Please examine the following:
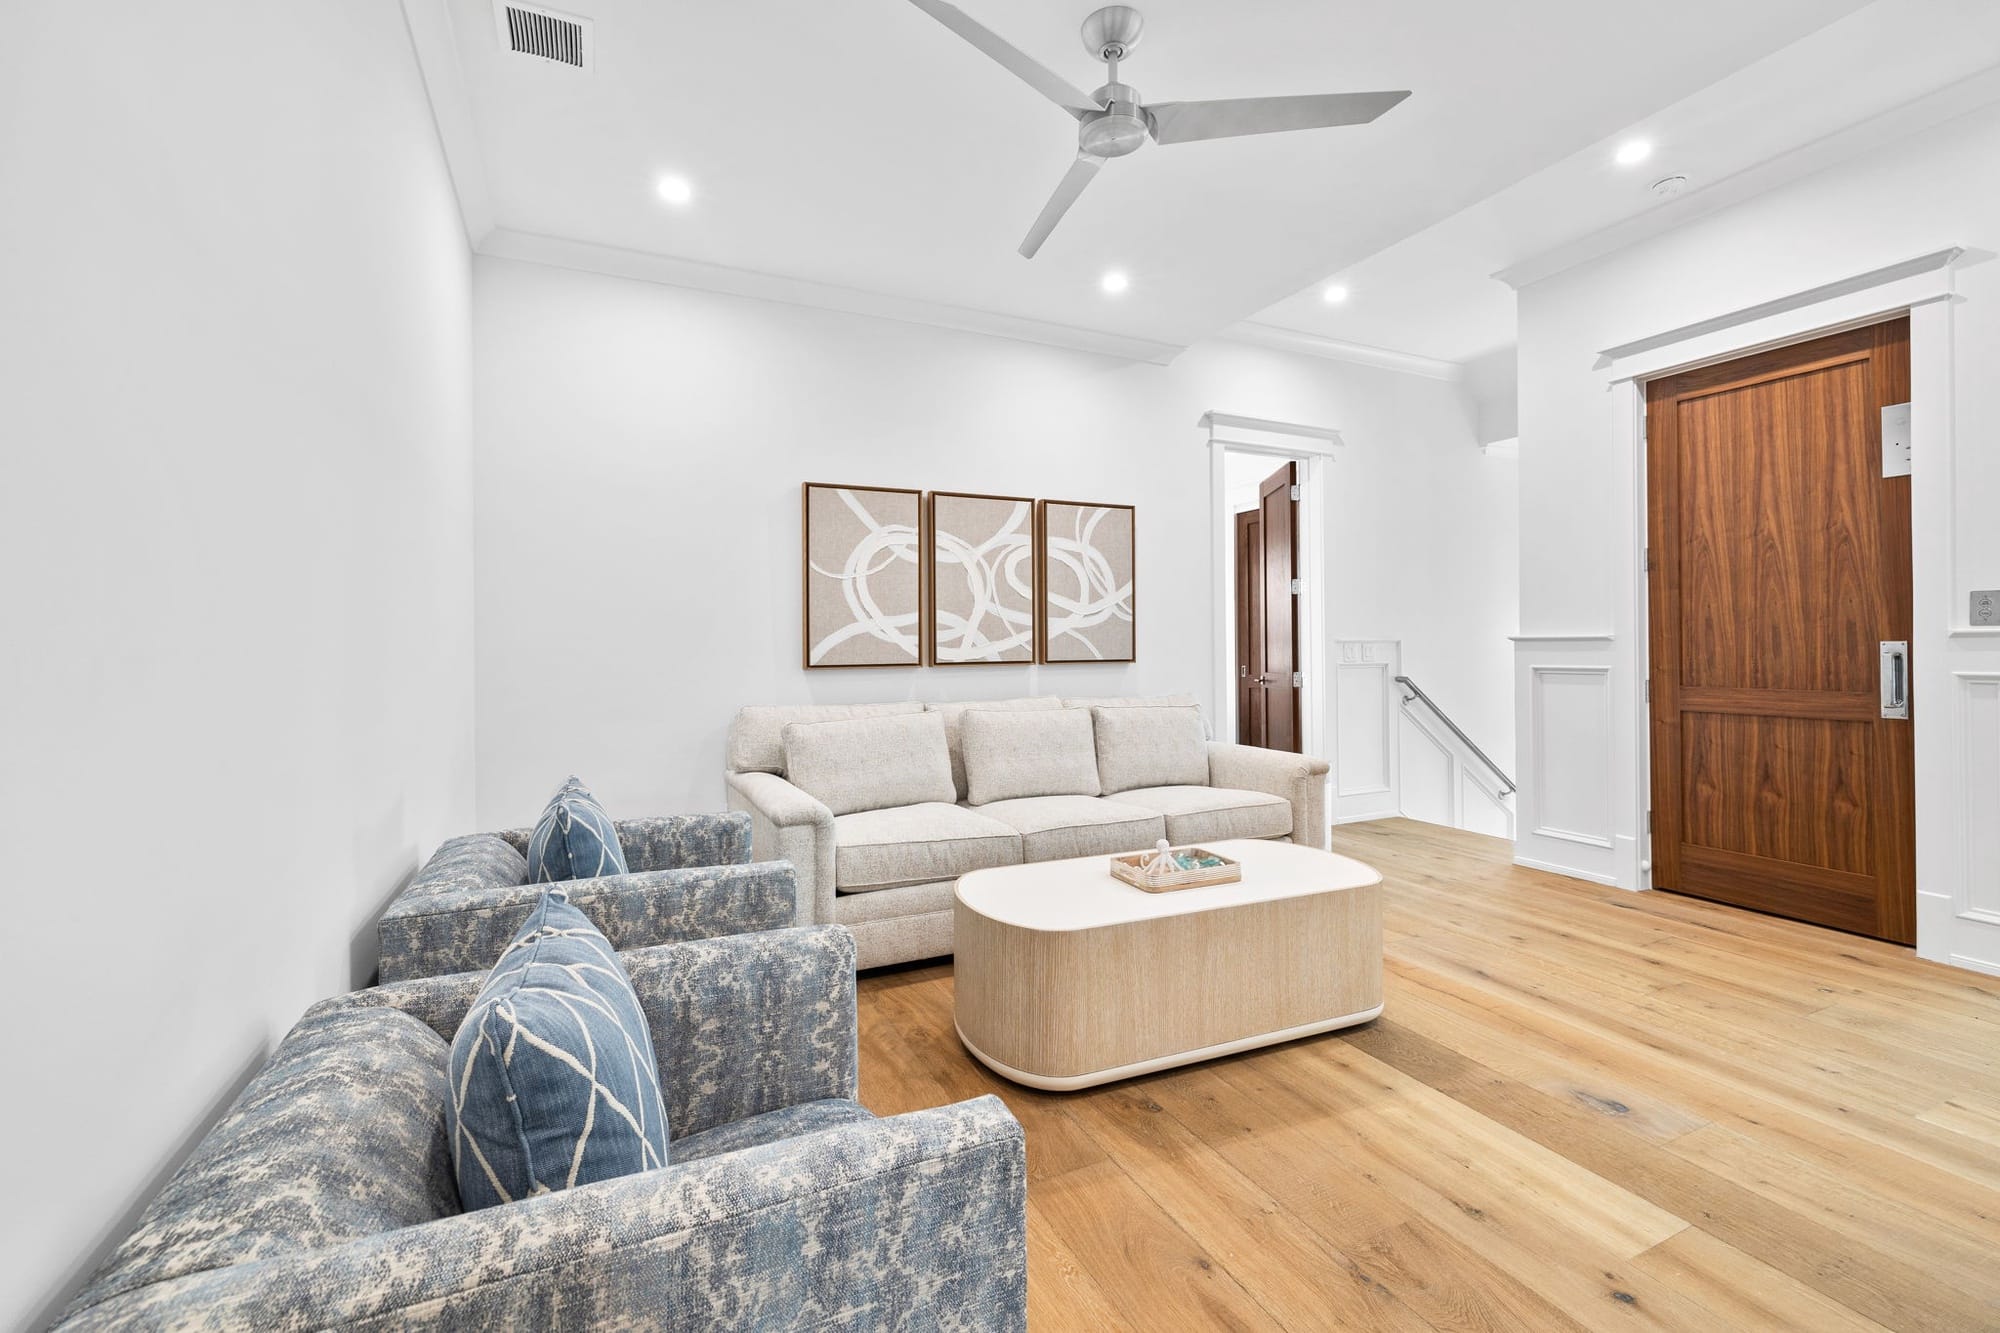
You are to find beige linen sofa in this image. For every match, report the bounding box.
[725,695,1329,968]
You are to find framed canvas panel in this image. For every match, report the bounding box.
[801,483,924,669]
[1036,498,1136,663]
[927,490,1037,665]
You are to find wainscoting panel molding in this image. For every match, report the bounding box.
[1957,673,2000,928]
[1332,641,1401,824]
[1513,638,1621,886]
[1529,665,1614,847]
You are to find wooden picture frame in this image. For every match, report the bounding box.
[801,482,925,669]
[1036,498,1136,663]
[926,490,1037,666]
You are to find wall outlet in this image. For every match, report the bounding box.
[1974,591,2000,626]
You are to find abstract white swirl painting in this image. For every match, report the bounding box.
[802,483,923,668]
[929,491,1036,664]
[1038,500,1136,663]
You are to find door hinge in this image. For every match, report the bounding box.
[1645,679,1651,702]
[1289,578,1302,596]
[1292,671,1303,688]
[1643,545,1652,573]
[1289,483,1301,502]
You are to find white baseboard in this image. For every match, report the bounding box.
[1948,952,2000,978]
[1513,853,1622,887]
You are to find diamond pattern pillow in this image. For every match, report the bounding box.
[445,891,669,1211]
[526,777,629,882]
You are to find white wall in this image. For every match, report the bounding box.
[1511,100,2000,970]
[472,256,1517,827]
[0,4,477,1328]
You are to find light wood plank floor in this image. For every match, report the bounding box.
[855,819,2000,1332]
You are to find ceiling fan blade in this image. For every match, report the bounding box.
[1019,155,1104,258]
[905,0,1099,114]
[1146,90,1410,145]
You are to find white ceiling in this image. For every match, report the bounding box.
[1245,0,2000,364]
[434,0,1884,357]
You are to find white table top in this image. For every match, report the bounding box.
[955,839,1382,932]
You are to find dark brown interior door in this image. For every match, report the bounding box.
[1235,509,1266,746]
[1647,318,1914,944]
[1258,462,1302,754]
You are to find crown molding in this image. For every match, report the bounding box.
[1218,322,1464,381]
[477,229,1186,364]
[401,0,495,246]
[400,0,1182,364]
[1496,64,2000,292]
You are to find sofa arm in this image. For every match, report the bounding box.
[625,925,858,1140]
[54,1098,1028,1332]
[375,860,799,984]
[726,770,836,926]
[614,812,752,872]
[1206,741,1330,850]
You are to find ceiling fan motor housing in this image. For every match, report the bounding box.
[1081,86,1150,157]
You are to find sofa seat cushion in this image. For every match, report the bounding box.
[833,803,1023,893]
[973,795,1166,862]
[670,1098,876,1164]
[448,891,670,1210]
[1115,786,1293,843]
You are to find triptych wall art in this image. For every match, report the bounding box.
[801,482,1135,669]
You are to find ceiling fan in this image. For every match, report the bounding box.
[904,1,1411,258]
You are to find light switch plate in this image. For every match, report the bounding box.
[1882,402,1912,477]
[1974,591,2000,626]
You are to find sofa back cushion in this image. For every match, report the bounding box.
[782,711,956,816]
[1092,704,1210,795]
[1064,693,1207,736]
[526,777,629,882]
[447,892,670,1211]
[74,1005,458,1311]
[728,701,925,776]
[962,707,1102,806]
[926,696,1065,800]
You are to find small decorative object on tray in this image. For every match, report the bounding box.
[1110,840,1244,892]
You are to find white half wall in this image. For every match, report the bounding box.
[1511,100,2000,969]
[471,257,1518,826]
[0,4,477,1327]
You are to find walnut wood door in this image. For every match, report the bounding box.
[1646,318,1914,944]
[1258,462,1302,754]
[1235,509,1266,745]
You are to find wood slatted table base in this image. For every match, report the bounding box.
[953,840,1384,1090]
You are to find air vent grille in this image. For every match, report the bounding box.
[497,3,592,71]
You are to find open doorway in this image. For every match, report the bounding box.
[1229,457,1302,751]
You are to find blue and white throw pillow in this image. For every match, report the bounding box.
[526,777,629,883]
[446,891,669,1211]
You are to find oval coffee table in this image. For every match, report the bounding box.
[952,838,1383,1090]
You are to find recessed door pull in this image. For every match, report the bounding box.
[1880,641,1910,719]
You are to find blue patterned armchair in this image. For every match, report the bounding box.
[379,811,801,983]
[55,926,1028,1331]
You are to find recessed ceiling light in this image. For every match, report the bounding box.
[1322,283,1350,305]
[1100,270,1130,295]
[655,174,695,207]
[1614,139,1653,167]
